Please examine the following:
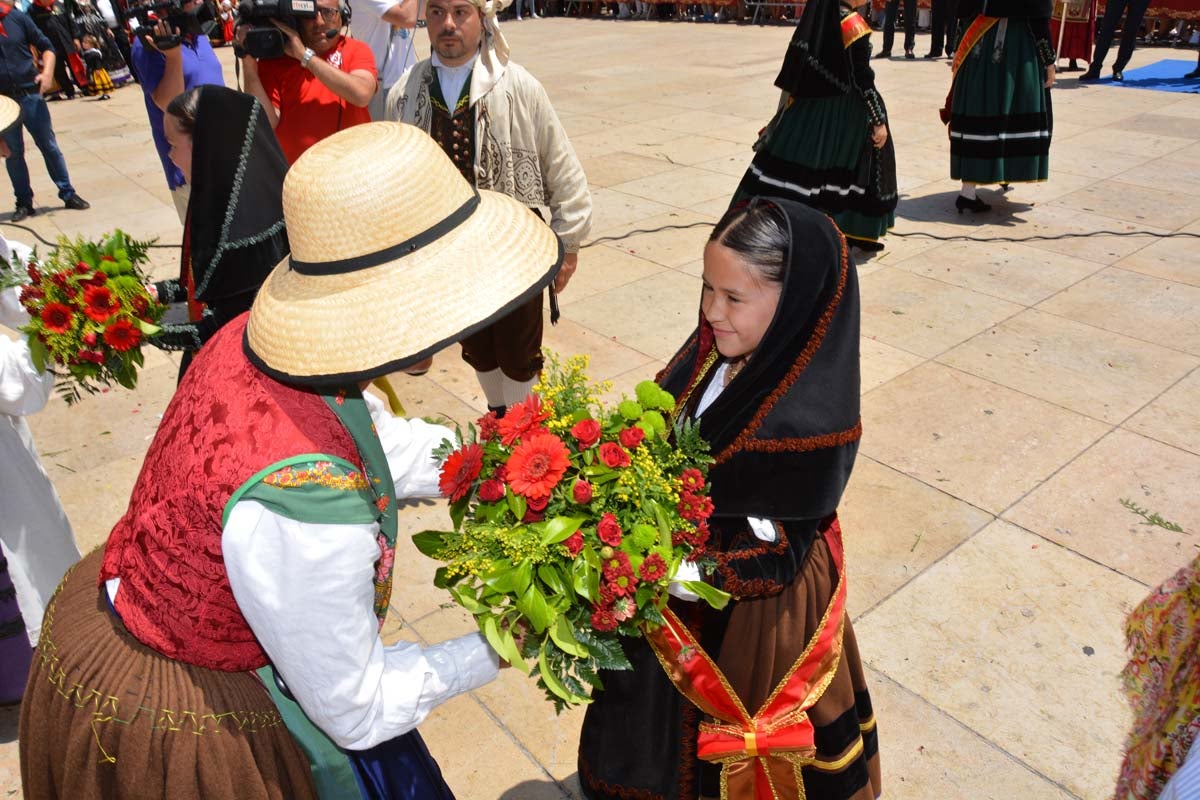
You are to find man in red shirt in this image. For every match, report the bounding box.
[239,0,376,163]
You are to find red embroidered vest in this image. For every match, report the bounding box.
[98,314,363,672]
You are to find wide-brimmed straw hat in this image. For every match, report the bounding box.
[0,96,21,140]
[245,122,563,385]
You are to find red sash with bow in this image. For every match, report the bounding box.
[646,519,848,799]
[940,15,999,124]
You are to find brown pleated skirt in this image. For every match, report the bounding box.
[706,531,882,799]
[19,548,317,800]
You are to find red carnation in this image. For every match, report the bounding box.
[102,318,141,352]
[25,265,40,284]
[680,468,705,492]
[563,531,584,557]
[572,479,593,505]
[82,350,105,364]
[612,596,637,622]
[598,581,618,605]
[590,605,619,633]
[477,478,505,503]
[50,272,68,288]
[597,513,623,546]
[39,302,73,334]
[619,426,645,449]
[131,294,150,317]
[506,431,570,500]
[74,261,91,275]
[598,442,631,469]
[477,410,500,441]
[497,394,550,446]
[87,272,108,287]
[83,285,120,323]
[638,553,668,582]
[438,443,483,502]
[18,284,43,308]
[82,331,98,347]
[569,418,601,448]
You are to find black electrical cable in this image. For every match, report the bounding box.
[0,221,184,249]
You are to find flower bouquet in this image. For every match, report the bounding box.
[1,230,165,404]
[415,354,729,711]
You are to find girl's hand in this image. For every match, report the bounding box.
[871,124,888,149]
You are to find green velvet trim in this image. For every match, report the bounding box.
[222,454,378,528]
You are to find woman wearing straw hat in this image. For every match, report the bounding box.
[19,122,563,800]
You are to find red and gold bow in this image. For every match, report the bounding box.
[646,521,848,799]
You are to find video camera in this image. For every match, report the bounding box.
[236,0,317,60]
[127,0,214,49]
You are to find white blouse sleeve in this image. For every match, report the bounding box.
[0,332,53,417]
[223,500,499,751]
[363,390,455,499]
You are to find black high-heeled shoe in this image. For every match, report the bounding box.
[956,194,991,214]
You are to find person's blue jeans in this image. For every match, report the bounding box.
[3,92,76,208]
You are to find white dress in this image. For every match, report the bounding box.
[0,239,81,645]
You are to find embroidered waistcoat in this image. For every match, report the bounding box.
[98,314,363,672]
[429,78,477,185]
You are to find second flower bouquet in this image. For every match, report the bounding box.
[415,354,728,711]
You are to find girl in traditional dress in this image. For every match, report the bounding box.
[80,33,114,99]
[943,0,1054,213]
[578,198,881,800]
[148,85,290,380]
[734,0,897,253]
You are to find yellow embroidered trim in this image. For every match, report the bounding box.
[262,460,370,491]
[30,568,288,767]
[859,713,876,732]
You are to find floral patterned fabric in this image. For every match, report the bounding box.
[1116,554,1200,800]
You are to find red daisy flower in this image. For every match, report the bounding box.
[102,318,141,352]
[608,571,638,597]
[39,302,73,334]
[438,443,484,501]
[505,432,570,500]
[496,394,551,446]
[601,551,634,582]
[597,512,623,546]
[677,491,713,524]
[679,468,705,492]
[590,605,619,633]
[638,552,668,582]
[83,285,120,323]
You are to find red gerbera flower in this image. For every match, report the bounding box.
[438,443,483,501]
[83,285,120,323]
[591,605,619,633]
[638,552,668,582]
[505,431,570,500]
[40,302,73,334]
[496,394,551,446]
[102,318,141,352]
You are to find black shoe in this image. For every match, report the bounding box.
[873,50,892,59]
[11,203,35,222]
[853,239,885,252]
[1000,182,1012,192]
[905,49,915,59]
[956,194,991,214]
[1079,68,1101,81]
[1112,69,1124,81]
[64,194,90,210]
[1186,67,1200,78]
[923,51,942,59]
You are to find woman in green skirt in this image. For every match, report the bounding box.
[943,0,1055,213]
[733,0,897,252]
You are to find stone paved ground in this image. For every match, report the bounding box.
[2,17,1199,800]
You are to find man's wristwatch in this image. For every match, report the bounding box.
[300,47,316,68]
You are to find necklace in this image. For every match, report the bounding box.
[723,356,749,387]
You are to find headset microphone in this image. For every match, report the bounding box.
[324,27,339,37]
